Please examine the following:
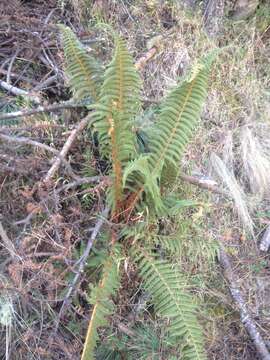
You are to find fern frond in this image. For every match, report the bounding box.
[81,245,121,360]
[123,155,164,214]
[92,36,141,211]
[154,234,183,255]
[124,56,215,216]
[59,25,102,102]
[133,247,207,360]
[164,196,200,216]
[148,57,213,175]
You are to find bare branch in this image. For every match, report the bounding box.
[0,132,59,155]
[179,173,230,197]
[6,49,21,85]
[219,248,270,360]
[32,74,58,92]
[0,101,86,122]
[55,207,109,324]
[43,115,91,183]
[55,176,109,194]
[0,69,39,86]
[0,79,41,104]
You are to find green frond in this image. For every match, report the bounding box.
[92,36,141,210]
[123,155,164,214]
[164,196,200,216]
[154,234,183,255]
[82,245,121,360]
[148,56,213,177]
[132,247,207,360]
[59,25,102,102]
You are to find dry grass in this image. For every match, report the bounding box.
[240,125,270,198]
[210,153,254,235]
[1,0,270,359]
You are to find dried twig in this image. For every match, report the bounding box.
[6,49,21,85]
[203,0,224,37]
[55,176,109,194]
[179,173,230,197]
[32,74,59,92]
[0,79,41,104]
[1,163,28,175]
[0,132,59,155]
[0,101,86,122]
[219,248,270,360]
[55,207,109,324]
[0,132,78,180]
[43,115,91,182]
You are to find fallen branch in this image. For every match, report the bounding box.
[0,132,59,155]
[55,207,109,323]
[32,74,59,92]
[219,248,270,360]
[0,101,86,122]
[0,79,41,104]
[55,176,109,194]
[43,115,91,183]
[179,173,230,197]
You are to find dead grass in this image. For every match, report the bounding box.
[1,0,270,359]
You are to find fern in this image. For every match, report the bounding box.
[96,321,177,359]
[92,36,141,212]
[123,57,214,216]
[59,25,102,102]
[81,246,121,360]
[133,247,207,360]
[148,58,212,176]
[59,26,216,360]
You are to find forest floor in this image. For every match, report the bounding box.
[0,0,270,359]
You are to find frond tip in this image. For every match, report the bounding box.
[59,24,102,102]
[133,247,207,360]
[148,56,213,175]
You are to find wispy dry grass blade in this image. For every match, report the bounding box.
[240,126,270,199]
[210,153,254,235]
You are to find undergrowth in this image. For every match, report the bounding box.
[1,1,270,359]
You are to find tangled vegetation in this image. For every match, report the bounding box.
[0,1,270,359]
